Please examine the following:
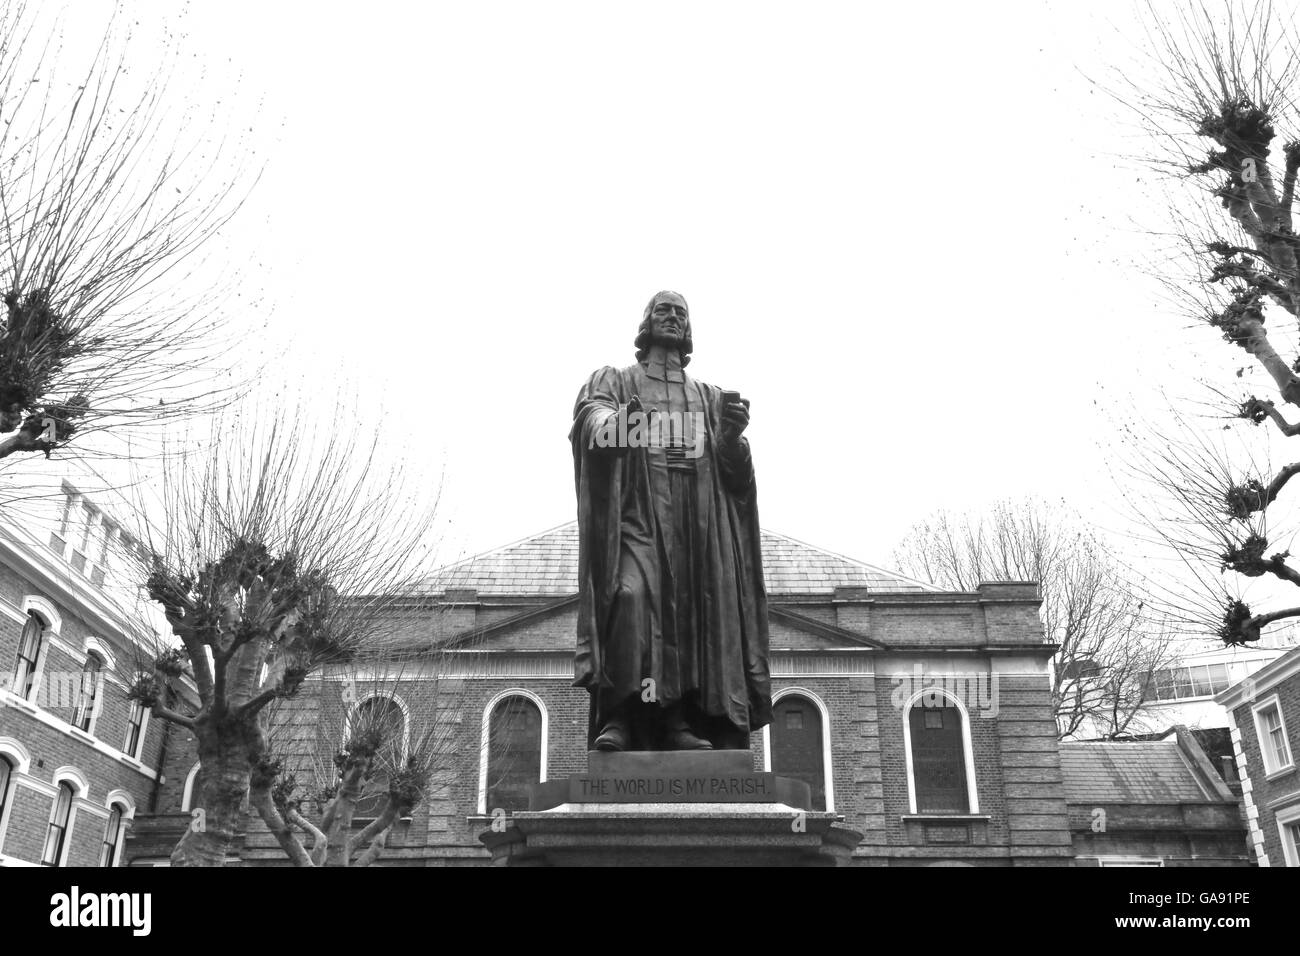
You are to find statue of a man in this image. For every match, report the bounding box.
[570,291,772,752]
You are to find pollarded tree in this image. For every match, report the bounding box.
[893,498,1176,737]
[1113,2,1300,646]
[123,418,438,866]
[248,662,468,867]
[0,2,250,466]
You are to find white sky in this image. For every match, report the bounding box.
[26,1,1270,580]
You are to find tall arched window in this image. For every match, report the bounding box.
[906,693,974,814]
[101,804,126,867]
[123,701,146,758]
[348,696,407,818]
[0,756,12,848]
[484,695,543,813]
[74,653,103,732]
[12,612,45,701]
[42,783,74,866]
[770,694,828,811]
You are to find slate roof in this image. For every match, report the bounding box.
[1058,741,1213,804]
[420,521,937,597]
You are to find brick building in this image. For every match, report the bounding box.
[0,506,1251,867]
[142,522,1086,866]
[1061,727,1252,866]
[0,482,179,867]
[1218,644,1300,866]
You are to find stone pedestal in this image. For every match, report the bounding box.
[480,751,862,866]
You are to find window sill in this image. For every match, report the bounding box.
[0,692,38,714]
[1264,763,1297,782]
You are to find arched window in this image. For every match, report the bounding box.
[905,691,977,815]
[123,701,146,758]
[181,763,202,812]
[42,783,74,866]
[12,611,45,701]
[0,756,12,849]
[348,696,407,818]
[484,695,543,814]
[74,653,103,732]
[101,804,126,867]
[769,693,829,811]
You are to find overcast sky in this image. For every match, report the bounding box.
[31,1,1263,578]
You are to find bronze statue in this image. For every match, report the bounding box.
[570,291,771,751]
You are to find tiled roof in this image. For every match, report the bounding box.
[420,521,937,596]
[1058,741,1212,804]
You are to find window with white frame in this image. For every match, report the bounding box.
[42,783,74,866]
[0,756,12,848]
[1252,697,1294,775]
[124,700,146,758]
[484,695,543,813]
[1144,663,1233,701]
[11,611,45,701]
[906,693,974,814]
[770,694,828,811]
[56,491,77,540]
[346,696,407,819]
[1277,804,1300,867]
[100,804,126,867]
[73,653,104,733]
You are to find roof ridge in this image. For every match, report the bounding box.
[760,528,942,592]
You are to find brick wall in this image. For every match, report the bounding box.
[0,554,165,867]
[1231,667,1300,865]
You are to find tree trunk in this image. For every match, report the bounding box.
[169,718,258,867]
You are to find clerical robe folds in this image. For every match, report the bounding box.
[570,358,772,751]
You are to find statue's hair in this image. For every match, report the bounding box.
[635,290,693,365]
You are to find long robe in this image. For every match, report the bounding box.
[570,361,772,749]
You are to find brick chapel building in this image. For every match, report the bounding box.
[134,522,1095,866]
[0,495,1253,866]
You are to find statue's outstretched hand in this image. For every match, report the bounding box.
[721,397,750,442]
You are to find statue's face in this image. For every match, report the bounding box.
[647,293,688,346]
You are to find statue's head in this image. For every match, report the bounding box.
[635,290,693,365]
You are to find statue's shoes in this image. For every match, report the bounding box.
[594,722,629,751]
[666,728,713,751]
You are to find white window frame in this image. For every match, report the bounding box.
[123,699,149,760]
[343,692,412,762]
[901,685,980,815]
[43,768,87,867]
[181,762,202,812]
[1251,695,1295,778]
[342,693,414,820]
[10,597,61,706]
[100,790,135,868]
[0,738,31,858]
[761,686,835,812]
[477,688,548,815]
[1276,802,1300,867]
[73,651,107,736]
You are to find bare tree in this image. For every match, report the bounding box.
[1109,2,1300,647]
[122,417,438,866]
[893,498,1177,737]
[0,2,250,469]
[249,661,465,868]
